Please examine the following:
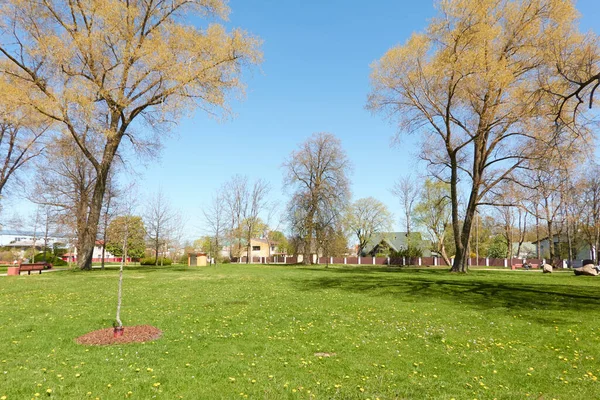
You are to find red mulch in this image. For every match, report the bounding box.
[75,325,162,346]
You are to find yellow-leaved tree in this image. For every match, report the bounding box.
[0,0,262,269]
[368,0,593,272]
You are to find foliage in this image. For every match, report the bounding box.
[140,257,172,266]
[106,216,146,259]
[0,249,19,262]
[390,247,423,258]
[488,235,509,259]
[414,179,451,263]
[347,197,392,256]
[368,0,589,272]
[268,231,289,254]
[0,0,262,270]
[33,252,67,266]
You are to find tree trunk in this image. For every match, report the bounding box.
[76,139,120,270]
[449,154,464,272]
[154,231,159,266]
[535,206,540,258]
[303,212,314,265]
[547,220,555,261]
[451,175,479,272]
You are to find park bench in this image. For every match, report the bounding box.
[9,262,53,275]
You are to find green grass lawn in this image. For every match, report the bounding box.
[0,264,599,399]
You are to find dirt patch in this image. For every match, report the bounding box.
[75,325,162,346]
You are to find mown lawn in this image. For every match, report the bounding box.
[0,264,599,399]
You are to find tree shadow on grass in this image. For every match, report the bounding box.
[292,267,600,324]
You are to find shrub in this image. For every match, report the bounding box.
[221,258,231,264]
[178,254,189,264]
[140,257,172,266]
[33,252,68,266]
[390,247,423,258]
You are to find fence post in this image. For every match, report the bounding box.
[372,257,376,265]
[344,257,347,265]
[358,256,361,265]
[330,256,333,265]
[486,258,489,267]
[418,257,422,266]
[387,257,390,265]
[504,258,507,268]
[403,256,406,266]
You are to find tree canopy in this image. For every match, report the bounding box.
[106,216,146,259]
[0,0,262,269]
[368,0,589,272]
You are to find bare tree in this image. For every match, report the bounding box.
[222,175,249,260]
[414,179,452,266]
[243,179,270,263]
[348,197,392,256]
[283,133,351,265]
[391,176,418,240]
[28,136,97,255]
[202,190,226,264]
[0,0,262,270]
[144,189,178,265]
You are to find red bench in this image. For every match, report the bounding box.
[8,263,53,275]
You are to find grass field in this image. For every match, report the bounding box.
[0,264,599,399]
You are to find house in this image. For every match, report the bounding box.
[532,234,592,261]
[0,230,69,249]
[239,238,281,259]
[61,240,122,263]
[362,232,432,257]
[0,230,70,260]
[511,242,537,258]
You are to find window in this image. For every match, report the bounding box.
[252,246,261,251]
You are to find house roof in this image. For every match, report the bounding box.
[0,230,68,238]
[362,232,423,254]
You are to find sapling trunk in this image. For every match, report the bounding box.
[115,217,129,329]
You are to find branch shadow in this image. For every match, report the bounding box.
[292,267,600,325]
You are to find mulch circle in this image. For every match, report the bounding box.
[75,325,162,346]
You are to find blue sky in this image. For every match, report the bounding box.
[122,0,600,241]
[6,1,600,241]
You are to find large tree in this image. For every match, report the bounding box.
[29,135,97,244]
[283,133,351,265]
[348,197,392,256]
[368,0,585,272]
[0,0,261,269]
